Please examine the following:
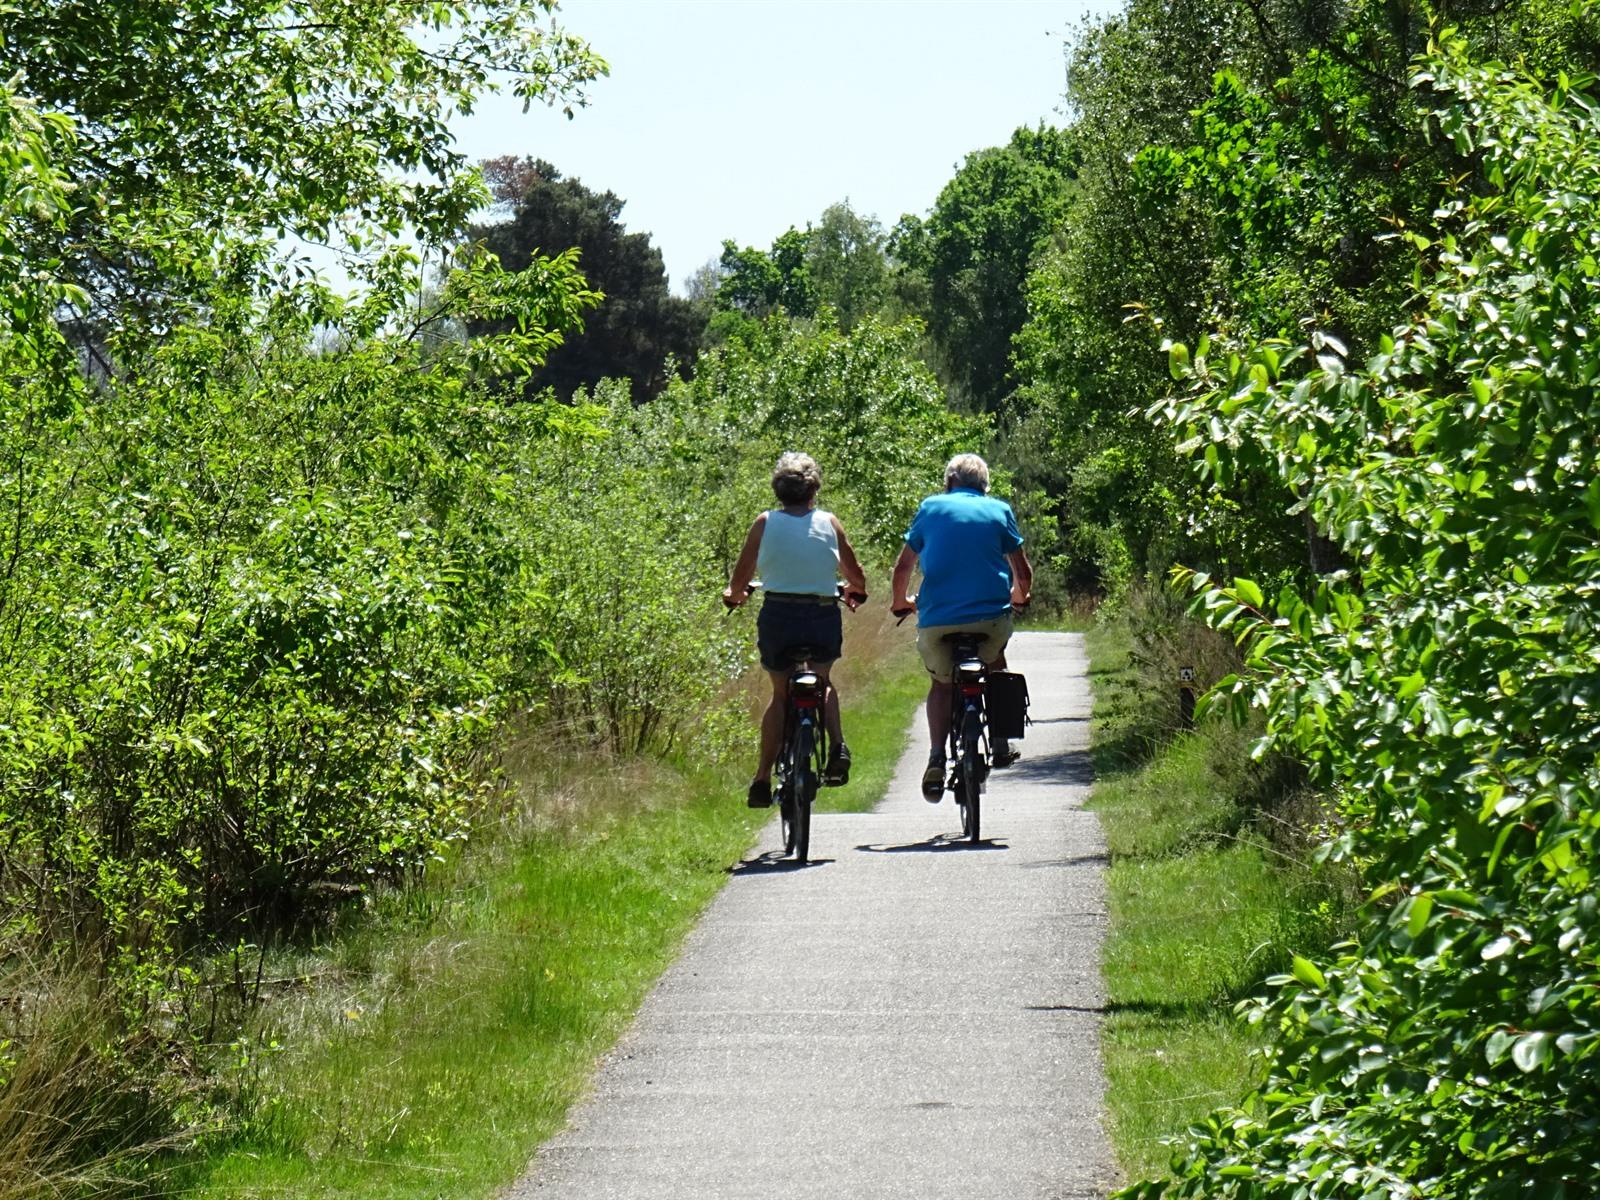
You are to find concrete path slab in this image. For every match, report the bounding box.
[506,631,1118,1199]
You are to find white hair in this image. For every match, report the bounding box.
[944,453,990,493]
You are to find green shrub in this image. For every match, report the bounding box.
[1131,47,1600,1198]
[0,252,600,974]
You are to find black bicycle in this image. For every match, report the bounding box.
[729,582,865,863]
[942,630,992,844]
[773,643,829,863]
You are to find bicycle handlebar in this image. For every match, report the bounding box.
[724,580,869,612]
[891,595,1031,625]
[839,582,868,610]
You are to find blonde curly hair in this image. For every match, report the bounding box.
[771,452,822,505]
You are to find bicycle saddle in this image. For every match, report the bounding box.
[780,643,824,665]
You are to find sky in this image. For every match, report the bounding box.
[452,0,1101,292]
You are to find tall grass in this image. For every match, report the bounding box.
[0,960,198,1200]
[1086,609,1352,1183]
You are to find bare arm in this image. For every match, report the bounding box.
[1007,548,1033,608]
[891,543,918,614]
[723,514,766,607]
[830,515,869,604]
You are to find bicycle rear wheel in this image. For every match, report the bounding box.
[959,706,982,843]
[779,773,798,855]
[777,717,798,855]
[790,721,814,862]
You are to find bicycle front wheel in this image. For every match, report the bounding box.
[959,706,982,843]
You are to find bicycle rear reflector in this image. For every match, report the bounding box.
[955,659,985,697]
[791,671,823,708]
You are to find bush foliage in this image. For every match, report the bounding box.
[3,248,603,974]
[1130,45,1600,1197]
[3,283,973,961]
[1,10,986,1181]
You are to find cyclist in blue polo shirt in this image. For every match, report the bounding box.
[891,453,1032,799]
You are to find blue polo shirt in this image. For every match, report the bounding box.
[905,488,1023,627]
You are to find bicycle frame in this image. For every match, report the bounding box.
[944,634,990,843]
[776,648,829,863]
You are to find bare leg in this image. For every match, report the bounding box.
[816,665,843,748]
[926,679,954,755]
[755,670,788,782]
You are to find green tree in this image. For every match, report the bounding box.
[685,313,987,552]
[1005,0,1598,592]
[914,123,1079,412]
[804,200,891,330]
[0,0,606,977]
[470,156,706,401]
[716,227,818,320]
[1004,0,1286,593]
[1,0,605,339]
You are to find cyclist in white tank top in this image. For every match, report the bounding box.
[723,452,869,809]
[756,508,838,596]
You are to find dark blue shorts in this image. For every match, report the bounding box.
[757,598,843,671]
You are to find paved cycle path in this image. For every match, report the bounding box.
[507,632,1117,1199]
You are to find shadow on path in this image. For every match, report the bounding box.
[856,836,1010,854]
[1000,748,1094,787]
[1023,999,1222,1018]
[1019,852,1110,869]
[728,852,835,875]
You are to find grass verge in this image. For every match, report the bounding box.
[1086,619,1347,1186]
[172,609,926,1199]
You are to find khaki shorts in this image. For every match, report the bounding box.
[916,615,1013,683]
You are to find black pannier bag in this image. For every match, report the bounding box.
[986,670,1030,740]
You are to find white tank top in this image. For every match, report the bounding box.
[757,509,839,596]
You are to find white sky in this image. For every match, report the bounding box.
[452,0,1099,291]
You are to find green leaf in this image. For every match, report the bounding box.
[1290,955,1326,990]
[1406,893,1434,938]
[1481,935,1515,961]
[1394,672,1425,700]
[1485,1028,1516,1064]
[1511,1031,1552,1073]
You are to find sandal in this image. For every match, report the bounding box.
[921,757,945,802]
[746,778,772,808]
